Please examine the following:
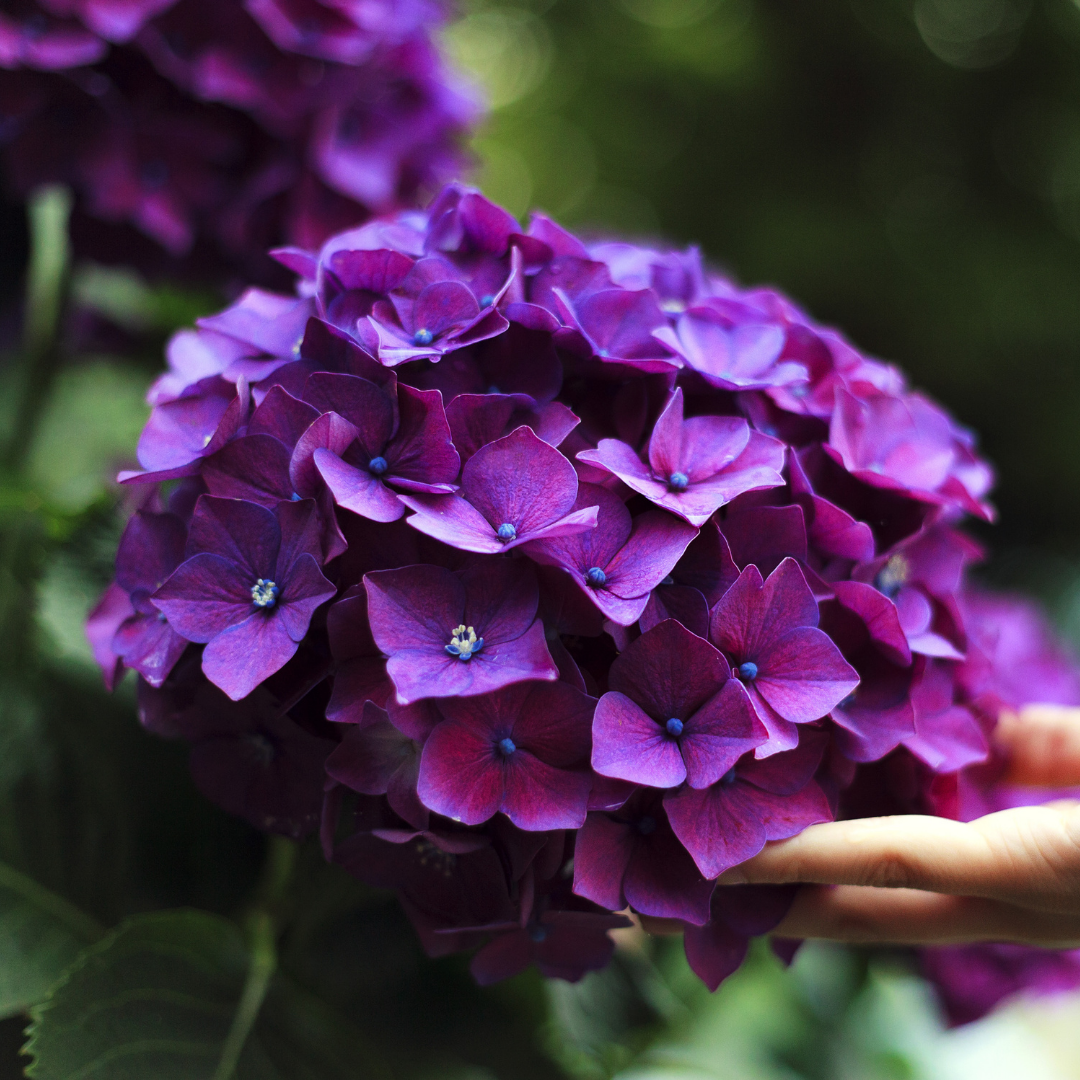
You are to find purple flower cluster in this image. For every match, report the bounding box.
[89,183,1034,992]
[0,0,478,264]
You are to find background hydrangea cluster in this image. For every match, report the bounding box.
[86,181,1079,1002]
[0,0,478,271]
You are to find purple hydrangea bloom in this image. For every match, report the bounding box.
[363,558,557,704]
[592,620,766,789]
[416,681,594,830]
[400,426,599,553]
[573,789,715,925]
[153,496,336,699]
[578,388,786,527]
[709,558,859,756]
[664,733,833,880]
[525,483,697,626]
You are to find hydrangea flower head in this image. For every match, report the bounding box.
[92,182,1064,1002]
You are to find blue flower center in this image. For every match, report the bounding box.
[480,294,495,308]
[875,554,910,598]
[637,815,657,836]
[368,455,388,476]
[413,327,434,346]
[738,661,758,681]
[496,522,517,542]
[667,471,690,492]
[660,575,675,586]
[497,737,517,757]
[528,924,547,942]
[585,566,607,587]
[251,579,279,608]
[721,767,738,786]
[838,692,856,710]
[445,624,484,661]
[665,717,684,737]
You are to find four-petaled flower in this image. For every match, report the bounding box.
[364,558,557,704]
[709,558,859,756]
[578,387,786,526]
[153,496,336,700]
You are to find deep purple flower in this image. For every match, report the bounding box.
[86,582,136,691]
[444,393,579,466]
[299,372,460,523]
[709,558,859,756]
[153,496,336,700]
[324,700,428,829]
[904,660,988,773]
[400,426,598,553]
[325,584,393,720]
[366,255,510,365]
[363,558,557,704]
[591,620,766,789]
[416,680,594,830]
[471,909,631,985]
[578,388,785,527]
[683,885,798,991]
[110,508,190,687]
[653,306,807,392]
[921,944,1080,1027]
[640,520,740,638]
[828,387,994,521]
[572,789,715,925]
[664,733,832,879]
[525,483,697,626]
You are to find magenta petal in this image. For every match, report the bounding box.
[326,658,392,722]
[604,510,697,599]
[289,411,359,497]
[592,691,687,788]
[757,626,860,723]
[315,449,404,522]
[277,554,336,641]
[463,426,579,535]
[153,553,254,642]
[646,388,686,478]
[459,558,539,645]
[400,493,504,552]
[416,722,506,825]
[681,679,767,789]
[365,564,465,655]
[746,686,802,758]
[202,435,293,505]
[201,612,300,701]
[524,483,631,578]
[683,921,750,992]
[665,782,768,879]
[502,755,591,830]
[112,613,188,688]
[832,581,912,667]
[609,619,731,721]
[412,280,481,335]
[680,415,751,480]
[386,386,460,487]
[304,373,396,455]
[186,496,280,579]
[621,827,715,924]
[572,814,635,911]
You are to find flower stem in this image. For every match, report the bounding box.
[3,185,72,473]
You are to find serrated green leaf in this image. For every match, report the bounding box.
[0,860,103,1019]
[24,909,389,1080]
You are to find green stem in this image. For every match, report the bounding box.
[3,185,72,472]
[0,859,104,943]
[213,910,278,1080]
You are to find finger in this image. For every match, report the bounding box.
[995,705,1080,786]
[717,804,1080,910]
[773,885,1080,947]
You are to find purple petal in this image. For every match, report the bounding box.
[304,373,395,458]
[572,814,635,911]
[502,755,592,830]
[315,449,404,522]
[462,426,579,536]
[203,435,293,505]
[385,386,460,487]
[592,691,687,788]
[604,510,698,600]
[682,679,768,789]
[112,613,187,689]
[153,553,255,642]
[460,558,540,645]
[201,612,301,701]
[756,626,860,723]
[665,782,770,879]
[186,495,281,578]
[289,411,360,497]
[609,618,731,720]
[248,386,320,448]
[646,387,686,478]
[416,721,506,825]
[683,921,750,992]
[365,564,466,654]
[277,554,335,641]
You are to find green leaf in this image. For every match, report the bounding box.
[0,860,103,1019]
[24,909,390,1080]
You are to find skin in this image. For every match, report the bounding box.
[642,705,1080,947]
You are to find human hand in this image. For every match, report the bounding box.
[726,705,1080,946]
[642,705,1080,946]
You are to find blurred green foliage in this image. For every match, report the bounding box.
[5,0,1080,1075]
